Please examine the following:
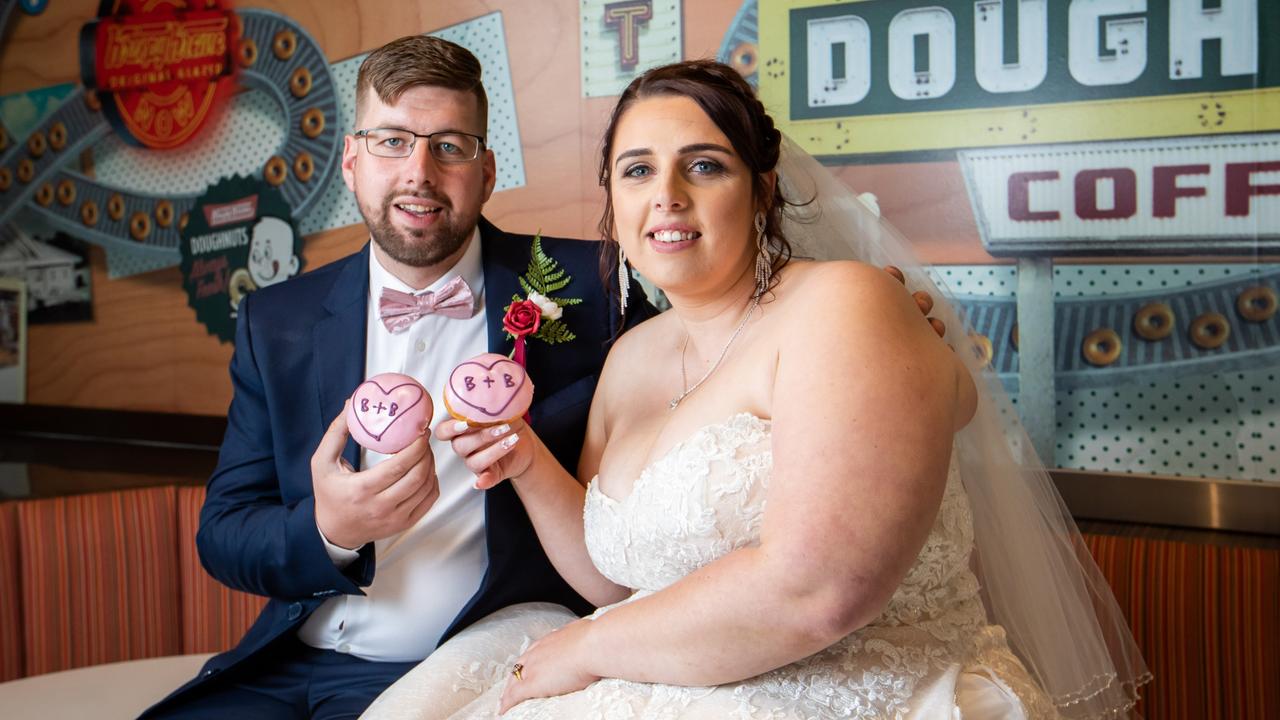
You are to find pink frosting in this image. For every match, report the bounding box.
[444,353,534,424]
[347,372,432,454]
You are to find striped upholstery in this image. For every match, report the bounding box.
[15,487,182,676]
[176,486,266,654]
[1084,533,1280,720]
[0,486,263,680]
[0,502,22,682]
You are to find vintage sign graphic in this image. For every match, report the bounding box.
[180,175,301,342]
[80,0,238,149]
[759,0,1276,160]
[959,133,1280,256]
[581,0,683,97]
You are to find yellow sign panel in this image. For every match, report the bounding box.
[759,0,1277,160]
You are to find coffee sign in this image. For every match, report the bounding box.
[959,133,1280,256]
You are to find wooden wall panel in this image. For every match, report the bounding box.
[1,0,986,414]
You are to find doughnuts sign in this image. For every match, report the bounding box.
[179,176,302,342]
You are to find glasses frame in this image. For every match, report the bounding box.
[353,127,487,163]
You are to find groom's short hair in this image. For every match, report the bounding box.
[355,35,488,127]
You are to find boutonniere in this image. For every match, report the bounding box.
[503,234,582,366]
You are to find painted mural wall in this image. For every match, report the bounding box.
[0,0,1274,482]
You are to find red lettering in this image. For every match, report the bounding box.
[1008,171,1060,221]
[1152,164,1209,218]
[1075,168,1136,220]
[1225,162,1280,217]
[194,267,227,299]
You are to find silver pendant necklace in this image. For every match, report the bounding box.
[669,294,761,410]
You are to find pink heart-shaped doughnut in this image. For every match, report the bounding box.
[444,353,534,426]
[347,373,431,454]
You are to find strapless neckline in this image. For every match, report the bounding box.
[588,411,771,505]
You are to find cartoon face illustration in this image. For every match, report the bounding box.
[248,216,299,288]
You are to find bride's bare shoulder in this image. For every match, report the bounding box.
[770,260,950,364]
[612,308,676,353]
[601,310,676,377]
[773,260,908,318]
[591,311,678,424]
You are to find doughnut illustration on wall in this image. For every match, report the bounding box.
[954,271,1280,392]
[0,9,340,267]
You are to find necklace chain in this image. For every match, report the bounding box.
[670,295,761,410]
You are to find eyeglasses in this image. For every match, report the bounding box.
[353,128,486,162]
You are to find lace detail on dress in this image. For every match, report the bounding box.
[577,413,1054,719]
[586,414,988,641]
[875,459,989,643]
[364,414,1059,720]
[584,412,771,592]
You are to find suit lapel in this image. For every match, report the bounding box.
[477,218,527,580]
[480,217,521,358]
[313,244,370,469]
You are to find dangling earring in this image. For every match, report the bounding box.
[753,211,771,298]
[617,244,630,314]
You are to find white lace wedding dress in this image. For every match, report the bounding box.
[362,413,1057,719]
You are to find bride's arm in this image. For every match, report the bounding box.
[509,400,631,606]
[435,347,639,608]
[504,262,976,702]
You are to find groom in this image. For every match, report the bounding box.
[143,36,655,718]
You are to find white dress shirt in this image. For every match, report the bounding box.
[297,230,489,662]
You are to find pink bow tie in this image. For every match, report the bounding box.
[378,276,475,333]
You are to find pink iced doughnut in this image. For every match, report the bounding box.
[347,373,432,454]
[443,353,534,427]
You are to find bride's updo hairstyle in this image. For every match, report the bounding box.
[598,60,793,296]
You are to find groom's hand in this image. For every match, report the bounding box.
[884,265,946,338]
[311,401,439,550]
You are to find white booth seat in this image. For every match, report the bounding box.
[0,653,211,719]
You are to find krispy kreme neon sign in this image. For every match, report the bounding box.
[81,0,238,149]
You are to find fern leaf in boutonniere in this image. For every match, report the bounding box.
[505,234,582,347]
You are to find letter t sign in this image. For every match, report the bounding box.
[604,0,652,70]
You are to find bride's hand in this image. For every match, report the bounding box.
[499,618,599,714]
[434,417,535,489]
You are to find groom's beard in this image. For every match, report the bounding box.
[359,188,476,268]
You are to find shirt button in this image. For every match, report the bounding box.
[415,339,427,353]
[286,602,303,620]
[337,643,351,654]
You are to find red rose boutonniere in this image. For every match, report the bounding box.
[503,234,582,367]
[502,299,542,366]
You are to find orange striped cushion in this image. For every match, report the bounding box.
[1084,533,1280,720]
[176,486,266,654]
[16,487,182,676]
[0,501,22,682]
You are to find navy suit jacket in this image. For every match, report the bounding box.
[144,217,654,714]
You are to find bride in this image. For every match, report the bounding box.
[362,60,1148,719]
